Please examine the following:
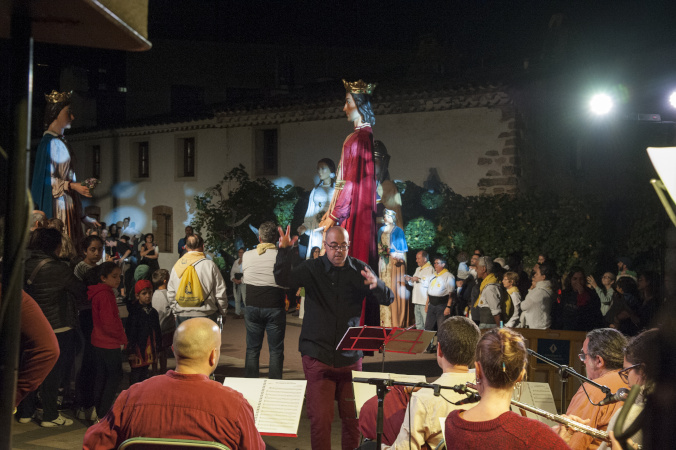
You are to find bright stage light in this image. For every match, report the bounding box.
[669,91,676,108]
[589,94,613,115]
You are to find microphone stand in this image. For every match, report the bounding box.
[352,378,480,448]
[526,348,611,413]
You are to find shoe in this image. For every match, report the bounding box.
[17,416,33,424]
[41,414,73,427]
[76,407,98,421]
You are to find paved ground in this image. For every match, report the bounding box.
[11,311,439,449]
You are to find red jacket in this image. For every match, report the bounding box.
[88,283,127,349]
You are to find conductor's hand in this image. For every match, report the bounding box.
[277,225,298,249]
[361,267,379,290]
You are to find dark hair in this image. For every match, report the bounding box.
[477,328,528,389]
[587,328,627,370]
[152,268,170,289]
[419,250,429,261]
[310,246,321,259]
[44,99,71,130]
[144,233,154,242]
[616,277,639,297]
[434,256,447,265]
[97,261,120,281]
[258,221,278,244]
[28,228,62,255]
[474,248,484,256]
[351,92,376,125]
[185,234,204,250]
[119,235,130,241]
[537,261,556,280]
[625,328,658,368]
[438,316,481,367]
[316,158,336,187]
[456,251,469,263]
[81,235,104,254]
[123,217,130,222]
[563,266,585,291]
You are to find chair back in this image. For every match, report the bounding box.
[118,437,230,450]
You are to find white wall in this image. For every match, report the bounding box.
[70,104,510,267]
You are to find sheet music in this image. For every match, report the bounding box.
[511,381,558,427]
[223,377,307,436]
[352,371,427,417]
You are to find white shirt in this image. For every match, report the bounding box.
[427,270,455,298]
[384,371,476,450]
[407,262,435,305]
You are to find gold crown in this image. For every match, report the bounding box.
[343,79,377,95]
[45,90,72,104]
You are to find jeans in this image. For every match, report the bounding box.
[302,355,361,450]
[93,347,123,418]
[414,304,427,330]
[244,306,286,379]
[233,283,246,315]
[17,329,77,421]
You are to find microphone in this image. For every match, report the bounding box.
[598,388,630,406]
[454,392,481,405]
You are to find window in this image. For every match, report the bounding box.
[182,137,195,177]
[92,145,101,179]
[255,128,278,176]
[138,141,149,178]
[152,206,173,253]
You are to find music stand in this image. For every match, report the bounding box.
[336,326,436,371]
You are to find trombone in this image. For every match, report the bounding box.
[465,383,610,443]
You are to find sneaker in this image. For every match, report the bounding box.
[40,415,74,427]
[76,407,98,421]
[17,416,33,424]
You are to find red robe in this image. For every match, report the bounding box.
[327,124,378,325]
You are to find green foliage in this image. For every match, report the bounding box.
[404,217,436,250]
[192,165,305,256]
[421,191,443,209]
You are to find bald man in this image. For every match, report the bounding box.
[275,225,394,450]
[83,318,265,450]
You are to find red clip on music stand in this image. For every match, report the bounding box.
[336,326,436,371]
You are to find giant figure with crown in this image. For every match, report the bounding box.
[319,79,379,325]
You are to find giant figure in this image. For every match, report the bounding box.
[31,90,98,245]
[319,79,378,325]
[298,158,336,259]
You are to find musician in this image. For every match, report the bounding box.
[444,328,570,449]
[359,316,481,449]
[565,328,628,450]
[601,328,657,450]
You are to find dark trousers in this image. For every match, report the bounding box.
[93,347,123,418]
[17,329,77,421]
[76,310,96,408]
[244,306,286,379]
[129,366,149,385]
[302,355,361,450]
[424,303,448,332]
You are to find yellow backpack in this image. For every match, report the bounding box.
[176,259,206,307]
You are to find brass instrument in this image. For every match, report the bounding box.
[465,383,610,443]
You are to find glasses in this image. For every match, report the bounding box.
[578,351,590,362]
[324,242,349,251]
[618,363,642,383]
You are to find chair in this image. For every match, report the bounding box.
[118,437,230,450]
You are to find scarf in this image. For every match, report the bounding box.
[257,243,277,255]
[474,273,499,308]
[173,251,206,278]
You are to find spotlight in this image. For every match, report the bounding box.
[669,91,676,108]
[589,94,613,115]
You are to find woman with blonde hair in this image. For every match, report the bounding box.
[444,328,570,448]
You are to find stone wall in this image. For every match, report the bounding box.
[476,106,521,194]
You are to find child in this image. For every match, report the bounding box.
[503,271,522,327]
[88,261,127,419]
[151,269,174,373]
[125,279,162,385]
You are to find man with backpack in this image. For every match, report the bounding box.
[168,234,228,327]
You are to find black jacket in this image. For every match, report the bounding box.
[24,251,79,330]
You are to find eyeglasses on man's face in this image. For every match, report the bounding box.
[618,363,642,383]
[578,351,590,362]
[324,242,349,251]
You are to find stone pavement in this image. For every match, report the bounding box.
[11,311,439,449]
